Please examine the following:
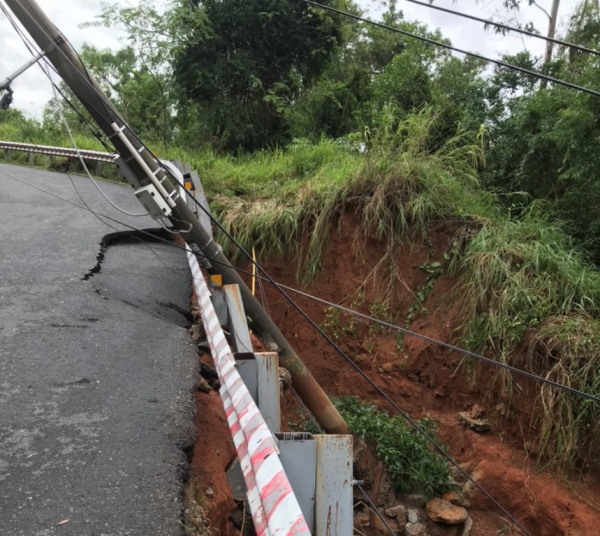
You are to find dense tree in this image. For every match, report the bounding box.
[483,1,600,258]
[172,0,345,151]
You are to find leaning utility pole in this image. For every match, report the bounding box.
[4,0,347,434]
[541,0,560,89]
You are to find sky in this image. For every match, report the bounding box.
[0,0,584,118]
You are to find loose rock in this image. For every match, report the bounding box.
[404,522,426,536]
[407,509,419,524]
[373,513,395,536]
[384,504,407,528]
[197,377,212,394]
[441,490,469,508]
[434,386,447,398]
[426,498,469,525]
[381,361,396,373]
[460,517,473,536]
[458,411,490,433]
[278,367,292,391]
[470,404,485,419]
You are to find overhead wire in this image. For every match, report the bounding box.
[0,163,534,535]
[2,165,524,534]
[186,253,600,404]
[303,0,600,98]
[0,168,190,278]
[43,61,147,217]
[356,484,396,536]
[0,13,188,277]
[400,0,600,58]
[0,2,113,152]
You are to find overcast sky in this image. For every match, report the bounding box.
[0,0,584,118]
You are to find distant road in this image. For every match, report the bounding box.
[0,164,197,536]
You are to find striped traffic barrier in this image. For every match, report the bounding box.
[186,244,311,536]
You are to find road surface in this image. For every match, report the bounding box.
[0,163,197,536]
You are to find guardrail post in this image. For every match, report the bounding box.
[49,154,55,164]
[256,352,281,434]
[234,352,281,434]
[222,284,253,353]
[5,149,11,161]
[95,161,102,176]
[27,151,33,165]
[276,432,317,531]
[315,435,354,535]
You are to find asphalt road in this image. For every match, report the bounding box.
[0,163,198,536]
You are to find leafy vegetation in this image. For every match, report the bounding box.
[334,396,451,497]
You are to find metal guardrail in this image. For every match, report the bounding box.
[0,140,115,163]
[175,167,353,535]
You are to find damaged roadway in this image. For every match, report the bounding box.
[0,163,198,536]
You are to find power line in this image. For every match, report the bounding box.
[401,0,600,58]
[188,248,600,405]
[0,4,147,219]
[0,168,188,279]
[0,6,555,530]
[0,2,114,151]
[1,166,531,535]
[46,65,147,217]
[303,0,600,98]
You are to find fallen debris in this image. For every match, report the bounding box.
[426,498,469,525]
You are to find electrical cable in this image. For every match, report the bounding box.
[302,0,600,98]
[0,166,534,534]
[173,250,600,403]
[0,2,128,152]
[52,83,115,153]
[45,65,147,217]
[0,168,189,279]
[0,20,172,272]
[400,0,600,58]
[0,3,114,151]
[356,484,396,536]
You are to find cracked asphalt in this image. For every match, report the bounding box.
[0,164,197,536]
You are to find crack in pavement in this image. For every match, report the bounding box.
[82,228,175,281]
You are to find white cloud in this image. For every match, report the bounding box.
[0,0,585,119]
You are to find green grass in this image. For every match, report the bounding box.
[334,396,452,497]
[198,107,490,284]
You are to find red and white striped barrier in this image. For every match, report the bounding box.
[186,244,311,536]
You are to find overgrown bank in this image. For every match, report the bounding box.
[204,109,600,474]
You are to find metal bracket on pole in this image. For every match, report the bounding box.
[0,49,48,92]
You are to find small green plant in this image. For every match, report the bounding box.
[369,299,391,334]
[333,396,451,497]
[404,260,444,329]
[320,306,357,340]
